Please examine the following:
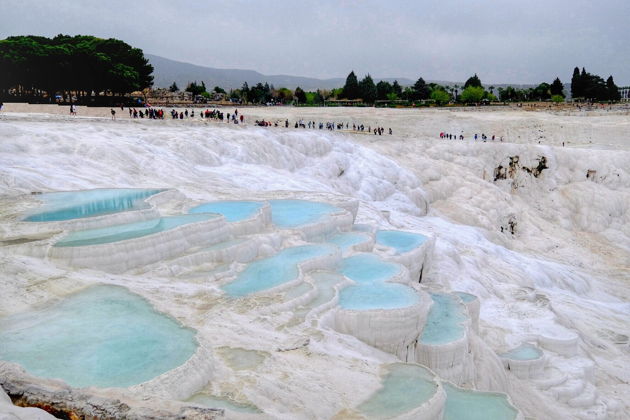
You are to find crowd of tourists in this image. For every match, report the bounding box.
[440,131,503,142]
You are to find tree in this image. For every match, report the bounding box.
[376,80,393,100]
[550,77,564,97]
[294,86,306,104]
[185,81,206,97]
[241,82,250,102]
[412,77,430,100]
[213,86,226,94]
[571,67,581,98]
[359,74,377,103]
[532,83,551,101]
[464,74,482,89]
[341,71,360,100]
[392,80,402,96]
[551,95,564,103]
[460,86,484,103]
[606,76,620,101]
[169,82,179,92]
[430,88,451,105]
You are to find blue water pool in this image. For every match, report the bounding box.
[54,213,216,247]
[501,344,543,361]
[23,188,164,222]
[188,394,261,413]
[357,364,439,418]
[269,199,342,228]
[376,230,428,254]
[0,286,197,388]
[327,232,370,251]
[222,244,337,297]
[189,201,263,222]
[339,254,419,310]
[444,383,519,420]
[420,293,468,345]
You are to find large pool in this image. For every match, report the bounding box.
[54,213,216,247]
[222,244,337,297]
[189,200,263,222]
[338,254,419,310]
[0,286,197,388]
[357,364,439,418]
[376,230,428,254]
[23,188,164,222]
[269,199,342,228]
[444,383,519,420]
[420,293,468,345]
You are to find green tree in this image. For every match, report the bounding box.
[185,81,205,97]
[294,86,307,104]
[241,82,250,102]
[412,77,430,100]
[551,95,564,103]
[376,80,393,100]
[532,82,551,101]
[550,78,564,97]
[392,80,402,96]
[359,74,377,103]
[341,71,360,100]
[464,74,482,89]
[213,86,226,94]
[606,76,620,101]
[460,86,484,103]
[430,88,451,105]
[169,82,179,92]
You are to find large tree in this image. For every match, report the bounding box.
[341,71,360,100]
[376,80,393,100]
[606,76,620,101]
[359,74,377,103]
[464,74,483,89]
[550,77,565,97]
[412,77,430,100]
[570,67,582,98]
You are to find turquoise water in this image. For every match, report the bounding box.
[222,245,337,297]
[189,201,263,222]
[420,293,467,345]
[501,344,543,361]
[454,291,477,303]
[0,286,197,388]
[187,394,261,413]
[444,383,519,420]
[339,254,419,310]
[376,230,427,254]
[54,213,216,247]
[327,232,370,251]
[358,364,438,418]
[269,199,342,228]
[23,188,164,222]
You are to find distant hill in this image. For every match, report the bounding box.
[146,54,414,90]
[146,54,562,94]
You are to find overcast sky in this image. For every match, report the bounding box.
[2,0,629,84]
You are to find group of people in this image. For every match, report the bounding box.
[440,132,503,142]
[252,118,393,135]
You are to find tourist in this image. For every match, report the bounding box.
[110,109,116,120]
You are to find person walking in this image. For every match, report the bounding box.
[110,109,116,120]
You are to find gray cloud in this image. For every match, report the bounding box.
[1,0,628,84]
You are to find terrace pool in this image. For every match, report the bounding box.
[189,201,263,222]
[376,230,427,254]
[501,344,543,361]
[357,364,439,419]
[269,199,342,228]
[338,254,419,310]
[221,244,337,297]
[0,285,197,388]
[327,232,370,251]
[54,213,216,247]
[444,383,519,420]
[23,188,164,222]
[420,293,468,345]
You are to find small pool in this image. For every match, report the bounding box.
[222,244,337,297]
[420,293,468,345]
[500,344,543,361]
[454,291,477,303]
[357,364,439,419]
[339,254,419,310]
[23,188,164,222]
[444,383,519,420]
[54,213,216,247]
[376,230,427,254]
[187,394,261,414]
[269,199,342,228]
[327,232,370,251]
[189,201,263,222]
[0,286,197,388]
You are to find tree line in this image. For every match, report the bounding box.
[0,35,153,103]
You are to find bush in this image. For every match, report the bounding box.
[551,95,564,103]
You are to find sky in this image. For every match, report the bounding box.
[1,0,629,85]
